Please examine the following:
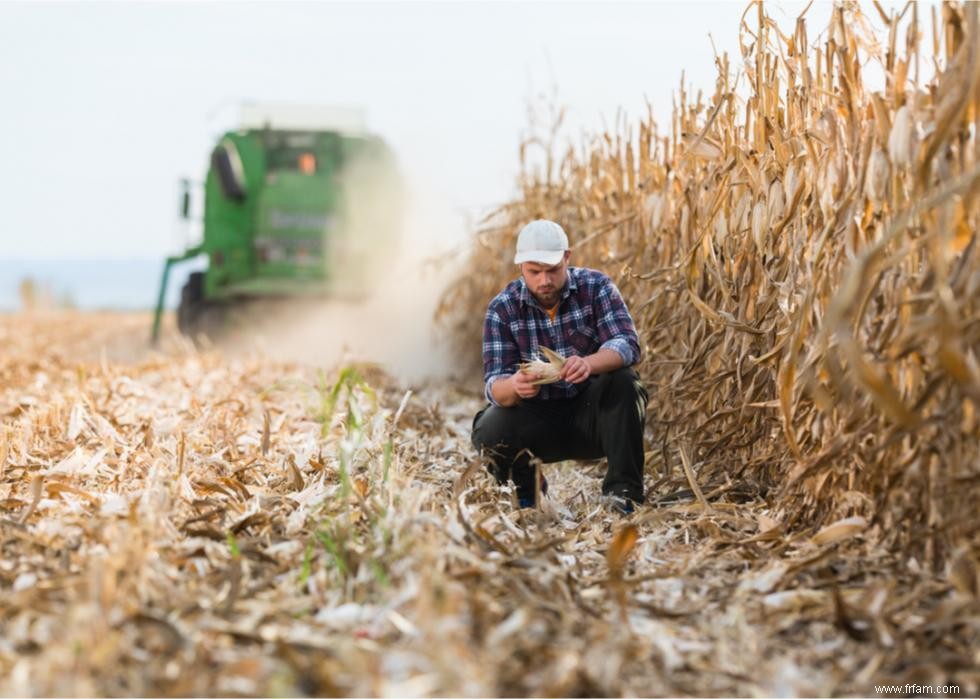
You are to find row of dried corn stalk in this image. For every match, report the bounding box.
[439,1,979,570]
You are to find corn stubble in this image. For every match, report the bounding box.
[4,312,841,698]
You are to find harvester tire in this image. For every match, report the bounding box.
[177,272,204,336]
[212,142,247,202]
[177,272,227,343]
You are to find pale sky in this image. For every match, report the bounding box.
[1,1,858,260]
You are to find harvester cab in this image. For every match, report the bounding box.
[152,104,400,343]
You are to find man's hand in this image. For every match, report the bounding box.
[511,370,542,399]
[560,354,592,384]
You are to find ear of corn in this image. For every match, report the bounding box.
[519,346,566,385]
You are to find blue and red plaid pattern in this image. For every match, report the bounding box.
[483,266,641,404]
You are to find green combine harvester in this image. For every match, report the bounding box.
[152,104,399,343]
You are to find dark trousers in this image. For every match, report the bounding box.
[471,367,649,502]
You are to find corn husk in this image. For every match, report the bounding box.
[518,346,566,385]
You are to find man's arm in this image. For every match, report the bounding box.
[560,347,623,384]
[483,304,534,407]
[594,276,641,365]
[561,276,639,384]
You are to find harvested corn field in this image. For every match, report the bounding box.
[1,310,976,697]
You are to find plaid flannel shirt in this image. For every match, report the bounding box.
[482,266,641,405]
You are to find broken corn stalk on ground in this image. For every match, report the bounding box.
[439,2,980,579]
[1,311,977,697]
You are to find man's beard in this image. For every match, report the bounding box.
[533,286,560,307]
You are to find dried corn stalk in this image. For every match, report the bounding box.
[440,1,980,574]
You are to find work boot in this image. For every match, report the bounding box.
[602,493,636,516]
[517,475,549,509]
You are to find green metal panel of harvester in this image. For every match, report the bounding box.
[152,105,400,342]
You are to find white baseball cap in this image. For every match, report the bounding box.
[513,219,569,265]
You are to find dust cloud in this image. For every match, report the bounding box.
[217,180,472,386]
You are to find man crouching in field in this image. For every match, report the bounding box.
[471,219,649,514]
